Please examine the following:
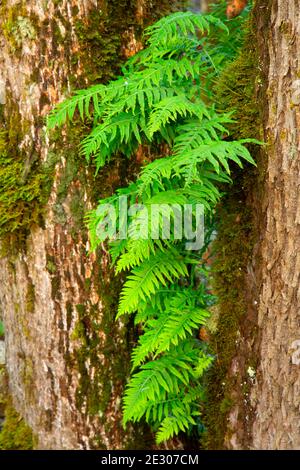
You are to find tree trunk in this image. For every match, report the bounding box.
[0,0,178,450]
[249,0,300,449]
[2,0,299,452]
[206,0,300,450]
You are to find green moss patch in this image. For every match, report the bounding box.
[0,124,52,254]
[202,24,261,449]
[0,399,34,450]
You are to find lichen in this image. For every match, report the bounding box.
[0,1,38,55]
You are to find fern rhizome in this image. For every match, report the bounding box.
[48,10,256,444]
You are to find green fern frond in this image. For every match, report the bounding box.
[155,307,210,354]
[117,249,188,317]
[145,189,187,206]
[115,239,155,273]
[132,305,209,369]
[148,96,207,137]
[80,112,141,165]
[155,413,197,444]
[137,157,174,197]
[131,311,170,369]
[173,114,232,156]
[123,340,204,424]
[184,183,221,208]
[194,350,215,378]
[143,385,204,425]
[145,11,228,48]
[47,84,105,129]
[173,140,256,182]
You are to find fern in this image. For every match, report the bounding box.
[123,340,207,419]
[48,6,255,444]
[156,413,196,444]
[115,239,155,273]
[145,11,228,47]
[131,294,210,369]
[155,307,210,354]
[47,84,105,129]
[117,249,188,317]
[148,97,205,137]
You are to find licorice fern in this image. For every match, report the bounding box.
[48,7,256,444]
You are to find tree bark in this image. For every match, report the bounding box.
[208,0,300,450]
[0,0,178,450]
[249,0,300,449]
[1,0,299,451]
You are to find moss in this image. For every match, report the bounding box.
[46,255,57,274]
[0,399,35,450]
[219,397,234,415]
[50,275,61,300]
[22,357,35,404]
[72,0,181,88]
[0,111,54,255]
[66,302,73,331]
[70,268,138,447]
[1,0,183,450]
[84,278,91,292]
[203,197,256,448]
[202,22,262,449]
[215,27,261,141]
[73,10,121,86]
[25,279,35,313]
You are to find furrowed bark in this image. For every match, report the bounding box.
[0,0,178,450]
[249,0,300,449]
[206,0,300,450]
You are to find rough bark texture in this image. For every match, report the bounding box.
[220,0,300,450]
[249,0,300,449]
[2,0,299,452]
[205,0,300,450]
[0,0,177,450]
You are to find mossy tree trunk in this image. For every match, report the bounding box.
[206,0,300,450]
[0,0,179,450]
